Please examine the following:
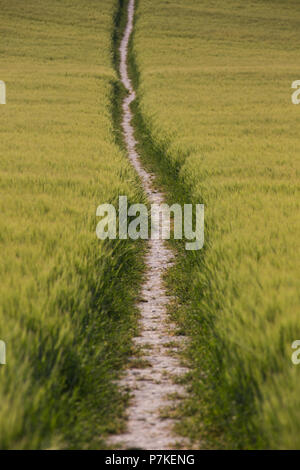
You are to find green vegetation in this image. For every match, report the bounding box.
[2,0,300,450]
[0,0,144,449]
[131,0,300,449]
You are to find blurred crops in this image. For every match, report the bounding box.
[0,0,144,448]
[132,0,300,448]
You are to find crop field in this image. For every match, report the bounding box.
[132,0,300,449]
[0,0,144,449]
[1,0,300,452]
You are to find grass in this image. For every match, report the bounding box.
[0,0,145,449]
[130,0,300,449]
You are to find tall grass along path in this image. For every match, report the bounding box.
[108,0,189,450]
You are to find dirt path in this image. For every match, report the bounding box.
[108,0,189,450]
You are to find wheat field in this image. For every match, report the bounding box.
[1,0,300,450]
[0,0,144,449]
[132,0,300,449]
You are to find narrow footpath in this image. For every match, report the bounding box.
[109,0,189,450]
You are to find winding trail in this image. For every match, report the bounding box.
[109,0,188,450]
